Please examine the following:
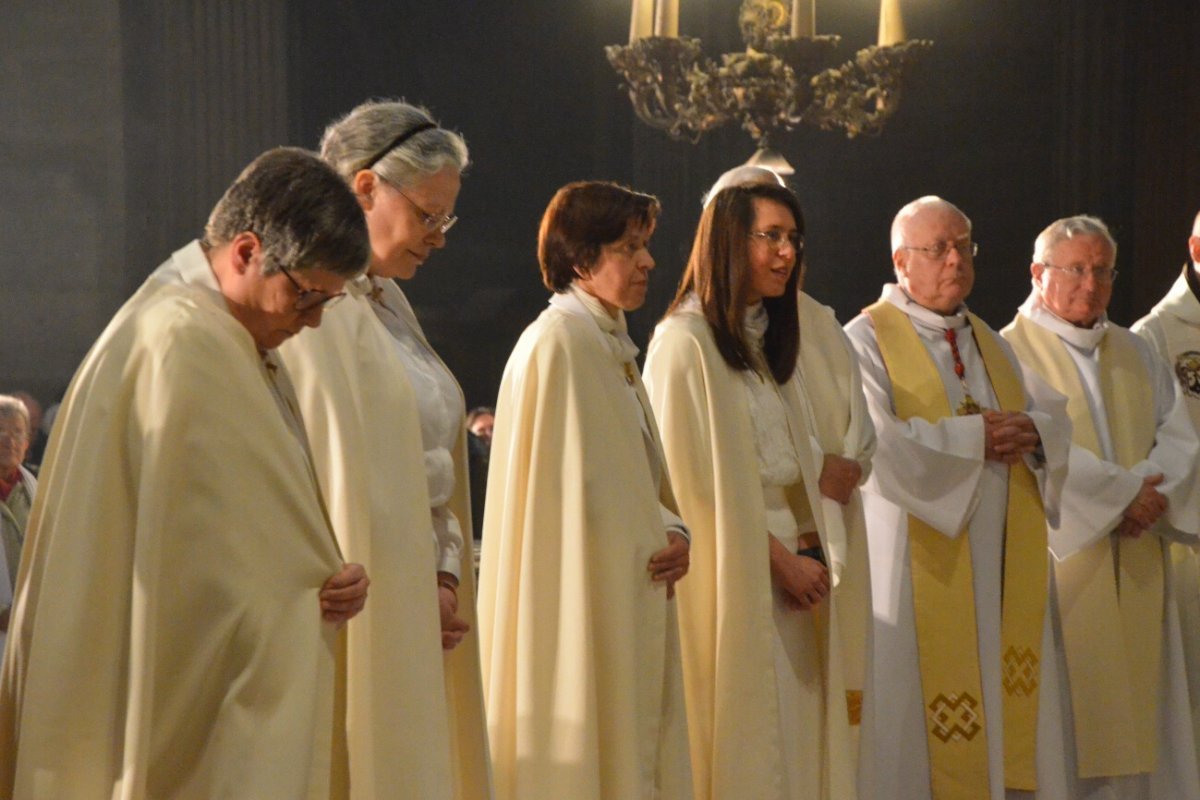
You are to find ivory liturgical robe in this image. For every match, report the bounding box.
[278,275,492,799]
[0,241,348,799]
[844,284,1069,800]
[795,290,877,749]
[644,299,861,800]
[477,289,692,800]
[1134,264,1200,771]
[1010,294,1200,800]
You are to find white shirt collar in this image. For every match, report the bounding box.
[880,282,970,331]
[1017,287,1109,352]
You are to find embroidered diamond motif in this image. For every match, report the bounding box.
[928,692,982,743]
[1002,646,1039,697]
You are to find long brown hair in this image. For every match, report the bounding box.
[666,183,804,384]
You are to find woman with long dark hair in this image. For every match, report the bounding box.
[645,182,857,799]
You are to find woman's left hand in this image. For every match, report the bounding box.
[320,562,370,624]
[649,530,690,599]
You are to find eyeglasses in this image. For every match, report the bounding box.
[382,177,458,235]
[278,265,346,312]
[900,241,978,261]
[749,230,804,251]
[1039,261,1118,284]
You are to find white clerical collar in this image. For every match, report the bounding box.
[1017,288,1108,352]
[743,301,768,345]
[347,273,373,299]
[550,284,640,364]
[177,240,224,300]
[880,283,970,331]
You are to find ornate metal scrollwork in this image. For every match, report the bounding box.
[605,0,931,156]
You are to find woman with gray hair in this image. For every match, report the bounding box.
[279,101,491,798]
[0,394,35,653]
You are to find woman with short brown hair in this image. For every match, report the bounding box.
[478,180,693,800]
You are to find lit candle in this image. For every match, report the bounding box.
[791,0,815,38]
[630,0,653,43]
[653,0,679,38]
[877,0,905,47]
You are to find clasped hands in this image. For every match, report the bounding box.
[438,571,470,651]
[1116,473,1168,538]
[769,535,829,611]
[819,454,862,505]
[983,410,1040,464]
[320,562,370,625]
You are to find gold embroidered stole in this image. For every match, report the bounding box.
[1005,314,1161,777]
[868,301,1048,795]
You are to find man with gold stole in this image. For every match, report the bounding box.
[0,148,373,799]
[1004,215,1200,799]
[1132,210,1200,771]
[844,196,1070,800]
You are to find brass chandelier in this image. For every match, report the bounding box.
[605,0,931,172]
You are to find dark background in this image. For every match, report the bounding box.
[3,0,1199,411]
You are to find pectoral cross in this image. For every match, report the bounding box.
[945,328,982,416]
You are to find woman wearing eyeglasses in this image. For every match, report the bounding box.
[643,181,858,800]
[278,101,490,799]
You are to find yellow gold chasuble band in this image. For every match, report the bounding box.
[868,301,1048,795]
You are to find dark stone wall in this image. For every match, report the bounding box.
[3,0,1198,413]
[0,1,127,403]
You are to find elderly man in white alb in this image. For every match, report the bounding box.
[1004,215,1200,799]
[0,147,373,799]
[1133,211,1200,769]
[844,196,1070,800]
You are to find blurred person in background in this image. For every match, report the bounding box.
[0,395,35,650]
[10,392,46,471]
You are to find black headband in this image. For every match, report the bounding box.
[360,122,437,171]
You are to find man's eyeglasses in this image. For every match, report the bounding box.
[278,265,346,312]
[749,230,804,251]
[900,241,979,261]
[382,177,458,235]
[1040,262,1118,284]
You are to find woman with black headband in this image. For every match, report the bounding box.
[279,100,490,798]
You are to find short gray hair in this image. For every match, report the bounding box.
[1032,215,1117,264]
[320,100,469,189]
[204,147,369,278]
[890,195,972,254]
[0,395,30,443]
[702,165,785,207]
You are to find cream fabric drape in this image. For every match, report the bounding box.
[645,306,855,800]
[1,242,346,799]
[477,293,692,800]
[1134,265,1200,774]
[280,276,492,799]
